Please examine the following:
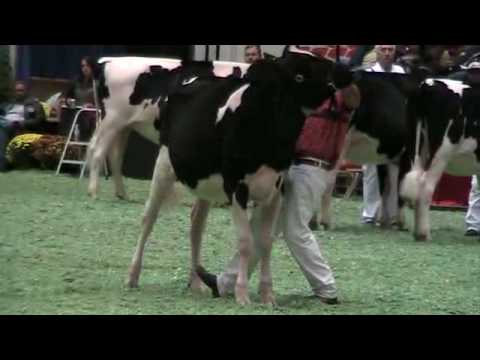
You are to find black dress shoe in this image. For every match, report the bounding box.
[309,219,319,231]
[465,229,480,237]
[196,266,220,298]
[319,297,340,305]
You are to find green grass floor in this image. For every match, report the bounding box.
[1,170,479,315]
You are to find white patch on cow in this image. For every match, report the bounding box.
[288,46,317,58]
[182,77,198,86]
[425,78,471,96]
[445,137,480,176]
[131,116,160,145]
[216,84,250,124]
[243,166,281,204]
[191,174,229,204]
[212,61,250,77]
[345,129,391,165]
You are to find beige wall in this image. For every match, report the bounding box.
[193,45,285,62]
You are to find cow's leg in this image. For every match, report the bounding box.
[414,149,452,241]
[256,191,282,305]
[128,147,176,288]
[318,170,337,230]
[107,128,131,200]
[189,199,210,293]
[231,185,253,305]
[87,112,125,199]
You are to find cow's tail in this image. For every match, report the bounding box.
[400,89,426,205]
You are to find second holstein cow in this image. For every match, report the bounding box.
[87,57,250,200]
[126,47,355,305]
[401,76,480,240]
[316,71,423,230]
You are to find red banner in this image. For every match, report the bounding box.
[297,45,358,63]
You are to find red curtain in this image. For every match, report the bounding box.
[432,174,471,208]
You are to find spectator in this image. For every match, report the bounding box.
[362,45,405,225]
[0,80,46,171]
[58,56,99,142]
[244,45,263,64]
[463,62,480,236]
[63,56,99,108]
[349,45,375,68]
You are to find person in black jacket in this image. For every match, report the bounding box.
[0,80,46,171]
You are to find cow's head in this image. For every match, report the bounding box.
[277,45,354,109]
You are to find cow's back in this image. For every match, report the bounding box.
[98,57,250,145]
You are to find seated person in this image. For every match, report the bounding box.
[62,56,99,108]
[0,80,46,171]
[58,56,99,141]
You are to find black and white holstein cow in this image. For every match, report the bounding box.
[317,71,422,230]
[87,57,250,200]
[401,77,480,241]
[127,47,355,305]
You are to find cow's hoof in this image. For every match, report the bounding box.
[116,192,129,201]
[88,191,98,200]
[321,222,332,231]
[260,292,276,306]
[188,273,207,294]
[414,233,430,242]
[196,266,220,298]
[126,278,139,289]
[235,286,251,306]
[127,268,140,289]
[236,295,251,306]
[380,222,392,230]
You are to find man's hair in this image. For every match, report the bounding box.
[375,45,397,51]
[14,80,28,90]
[13,80,27,88]
[245,45,263,56]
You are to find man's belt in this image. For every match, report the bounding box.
[293,158,333,171]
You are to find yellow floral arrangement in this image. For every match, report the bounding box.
[6,134,43,164]
[6,133,82,170]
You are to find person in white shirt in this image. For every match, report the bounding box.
[362,45,405,225]
[463,62,480,236]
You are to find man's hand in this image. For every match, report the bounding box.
[342,84,361,111]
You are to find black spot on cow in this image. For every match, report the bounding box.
[130,61,221,110]
[232,67,242,79]
[410,81,464,170]
[235,183,249,210]
[129,66,172,106]
[351,72,413,161]
[97,62,110,120]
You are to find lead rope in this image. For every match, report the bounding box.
[328,45,341,118]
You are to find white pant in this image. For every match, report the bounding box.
[362,164,381,222]
[466,176,480,231]
[217,164,338,299]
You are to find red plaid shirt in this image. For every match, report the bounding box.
[295,92,353,165]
